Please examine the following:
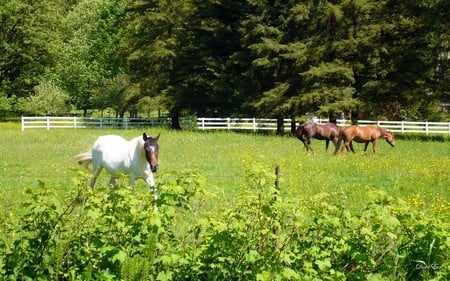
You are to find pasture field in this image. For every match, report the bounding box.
[1,122,449,280]
[0,122,449,217]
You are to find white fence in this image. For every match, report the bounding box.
[21,116,169,131]
[197,118,291,131]
[356,120,450,135]
[21,116,450,135]
[196,117,450,135]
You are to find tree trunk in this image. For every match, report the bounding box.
[290,118,296,134]
[276,115,284,135]
[171,109,182,130]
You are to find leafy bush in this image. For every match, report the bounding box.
[0,167,448,280]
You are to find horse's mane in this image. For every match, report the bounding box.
[378,126,390,135]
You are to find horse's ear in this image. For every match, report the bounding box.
[143,133,148,140]
[155,133,160,141]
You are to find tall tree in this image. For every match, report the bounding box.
[122,0,199,129]
[0,0,64,111]
[185,0,252,117]
[346,0,449,120]
[294,1,360,121]
[54,0,129,116]
[240,0,295,133]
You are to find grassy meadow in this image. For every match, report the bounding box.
[0,121,449,218]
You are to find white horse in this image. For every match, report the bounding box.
[75,133,160,198]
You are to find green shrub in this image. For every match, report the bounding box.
[0,167,448,280]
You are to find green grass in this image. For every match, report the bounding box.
[1,122,449,217]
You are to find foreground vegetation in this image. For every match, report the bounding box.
[0,123,449,279]
[1,174,449,280]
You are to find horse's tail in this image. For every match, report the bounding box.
[74,152,92,166]
[336,127,345,151]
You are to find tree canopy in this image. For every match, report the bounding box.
[1,0,449,128]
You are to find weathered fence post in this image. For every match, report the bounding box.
[272,164,281,250]
[274,164,280,198]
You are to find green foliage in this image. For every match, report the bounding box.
[1,165,448,280]
[2,0,449,122]
[55,0,129,114]
[31,80,71,115]
[1,170,206,280]
[0,92,11,117]
[0,0,65,98]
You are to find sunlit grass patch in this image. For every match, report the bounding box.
[1,123,449,218]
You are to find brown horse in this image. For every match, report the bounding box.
[340,125,395,154]
[295,122,342,154]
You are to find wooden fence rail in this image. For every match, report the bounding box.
[21,116,450,135]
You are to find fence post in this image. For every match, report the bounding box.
[100,117,103,129]
[274,164,280,191]
[425,121,429,135]
[227,117,230,130]
[73,116,77,129]
[46,116,50,130]
[253,118,256,132]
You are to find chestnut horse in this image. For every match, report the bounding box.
[340,125,395,154]
[295,122,342,154]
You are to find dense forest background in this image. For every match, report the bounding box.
[1,0,449,129]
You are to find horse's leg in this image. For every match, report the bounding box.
[306,137,314,155]
[89,165,103,188]
[363,142,370,154]
[340,139,349,154]
[298,136,307,151]
[109,175,118,186]
[325,140,330,152]
[372,140,377,154]
[332,138,339,154]
[349,141,355,153]
[128,176,136,193]
[144,170,158,200]
[144,172,158,212]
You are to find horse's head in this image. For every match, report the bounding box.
[143,133,160,172]
[384,131,395,147]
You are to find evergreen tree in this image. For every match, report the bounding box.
[122,0,199,129]
[186,0,252,117]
